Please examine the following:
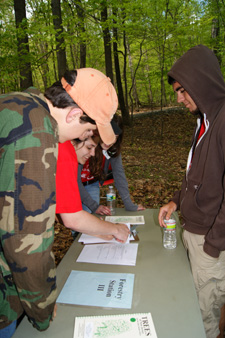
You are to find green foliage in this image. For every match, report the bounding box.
[0,0,19,92]
[1,0,225,107]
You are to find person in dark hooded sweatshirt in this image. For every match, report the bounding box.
[158,45,225,338]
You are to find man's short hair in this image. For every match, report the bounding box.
[168,75,176,85]
[80,113,95,125]
[44,70,78,108]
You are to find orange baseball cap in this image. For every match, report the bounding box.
[61,68,118,145]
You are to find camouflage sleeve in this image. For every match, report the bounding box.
[0,93,58,331]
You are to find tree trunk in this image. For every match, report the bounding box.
[51,0,67,79]
[143,49,153,107]
[101,2,114,83]
[211,18,221,65]
[113,8,130,125]
[38,41,50,89]
[122,8,128,110]
[127,38,139,111]
[75,0,86,68]
[13,0,33,90]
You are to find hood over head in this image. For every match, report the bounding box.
[168,45,225,122]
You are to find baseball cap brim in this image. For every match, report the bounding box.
[97,122,116,145]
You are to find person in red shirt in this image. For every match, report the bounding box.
[56,134,100,215]
[55,70,130,242]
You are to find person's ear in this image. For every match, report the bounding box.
[66,108,83,124]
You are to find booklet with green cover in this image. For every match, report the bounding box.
[73,312,158,338]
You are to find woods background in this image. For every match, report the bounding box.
[2,0,224,265]
[1,0,224,124]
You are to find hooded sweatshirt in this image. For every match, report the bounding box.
[168,44,225,258]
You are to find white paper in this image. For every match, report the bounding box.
[76,243,138,266]
[78,224,134,244]
[105,215,145,224]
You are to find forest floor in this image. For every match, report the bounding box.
[53,107,197,265]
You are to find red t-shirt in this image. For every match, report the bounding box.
[55,141,82,213]
[190,119,206,167]
[198,119,205,140]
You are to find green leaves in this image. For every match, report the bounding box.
[0,0,224,109]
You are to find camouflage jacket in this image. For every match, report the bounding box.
[0,88,58,330]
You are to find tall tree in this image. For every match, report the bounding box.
[28,0,55,88]
[209,0,225,65]
[211,17,221,64]
[100,1,114,83]
[113,7,130,125]
[75,0,86,68]
[127,38,140,111]
[13,0,33,90]
[51,0,67,79]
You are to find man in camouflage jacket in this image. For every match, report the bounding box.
[0,68,119,336]
[0,87,58,333]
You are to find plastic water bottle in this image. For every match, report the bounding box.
[163,218,177,249]
[106,185,116,215]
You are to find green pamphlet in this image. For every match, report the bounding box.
[73,312,158,337]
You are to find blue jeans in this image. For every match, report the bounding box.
[82,180,100,213]
[0,320,17,338]
[71,181,100,239]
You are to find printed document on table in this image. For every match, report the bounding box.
[57,270,134,309]
[76,243,138,266]
[73,312,158,338]
[78,224,134,244]
[105,215,145,224]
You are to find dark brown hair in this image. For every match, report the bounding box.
[168,75,176,85]
[44,70,77,108]
[88,114,124,179]
[74,134,103,179]
[107,114,124,158]
[89,143,104,179]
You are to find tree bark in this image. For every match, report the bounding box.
[144,54,153,108]
[13,0,33,90]
[127,38,140,111]
[122,8,128,110]
[75,0,86,68]
[212,18,221,65]
[51,0,67,79]
[113,8,130,125]
[101,2,114,83]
